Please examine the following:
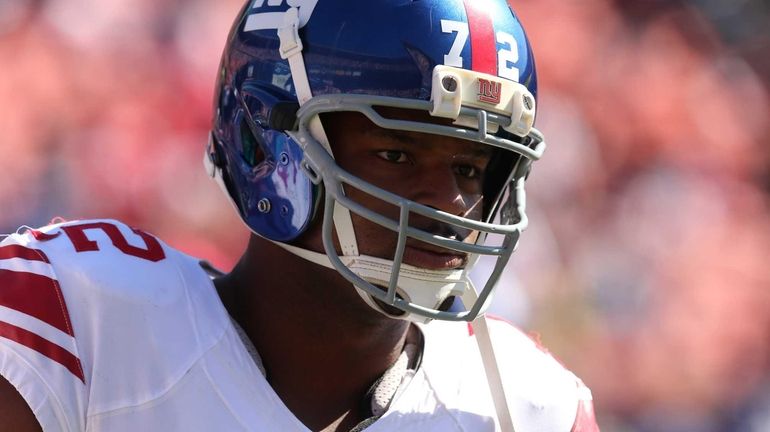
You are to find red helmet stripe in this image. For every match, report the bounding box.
[462,0,497,75]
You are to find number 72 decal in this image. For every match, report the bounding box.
[440,19,520,82]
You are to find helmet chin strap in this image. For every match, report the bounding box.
[272,241,472,324]
[278,5,359,257]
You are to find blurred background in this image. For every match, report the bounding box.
[1,0,768,430]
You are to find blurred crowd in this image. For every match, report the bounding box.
[1,0,769,430]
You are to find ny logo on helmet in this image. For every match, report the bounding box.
[244,0,319,31]
[477,78,502,104]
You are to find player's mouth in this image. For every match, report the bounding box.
[402,245,467,270]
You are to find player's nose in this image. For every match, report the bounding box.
[410,165,477,219]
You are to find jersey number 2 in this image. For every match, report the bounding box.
[61,222,166,262]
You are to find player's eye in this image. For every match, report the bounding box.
[454,164,481,179]
[376,150,410,164]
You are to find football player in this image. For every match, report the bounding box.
[0,0,599,431]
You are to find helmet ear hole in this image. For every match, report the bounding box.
[211,135,241,212]
[240,119,266,167]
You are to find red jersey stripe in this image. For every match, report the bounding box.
[0,320,84,383]
[0,270,74,336]
[0,245,50,263]
[462,0,497,75]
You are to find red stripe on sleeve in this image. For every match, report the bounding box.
[462,0,498,75]
[0,320,84,383]
[0,270,74,336]
[0,245,50,263]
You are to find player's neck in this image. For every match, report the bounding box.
[216,236,412,431]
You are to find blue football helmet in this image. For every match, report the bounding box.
[206,0,545,322]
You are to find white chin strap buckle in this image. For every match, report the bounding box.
[343,255,470,322]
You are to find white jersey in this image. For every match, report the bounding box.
[0,219,598,431]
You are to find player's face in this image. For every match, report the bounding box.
[302,108,494,270]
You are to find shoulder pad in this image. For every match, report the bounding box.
[1,219,229,417]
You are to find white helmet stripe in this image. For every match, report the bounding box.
[279,7,359,257]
